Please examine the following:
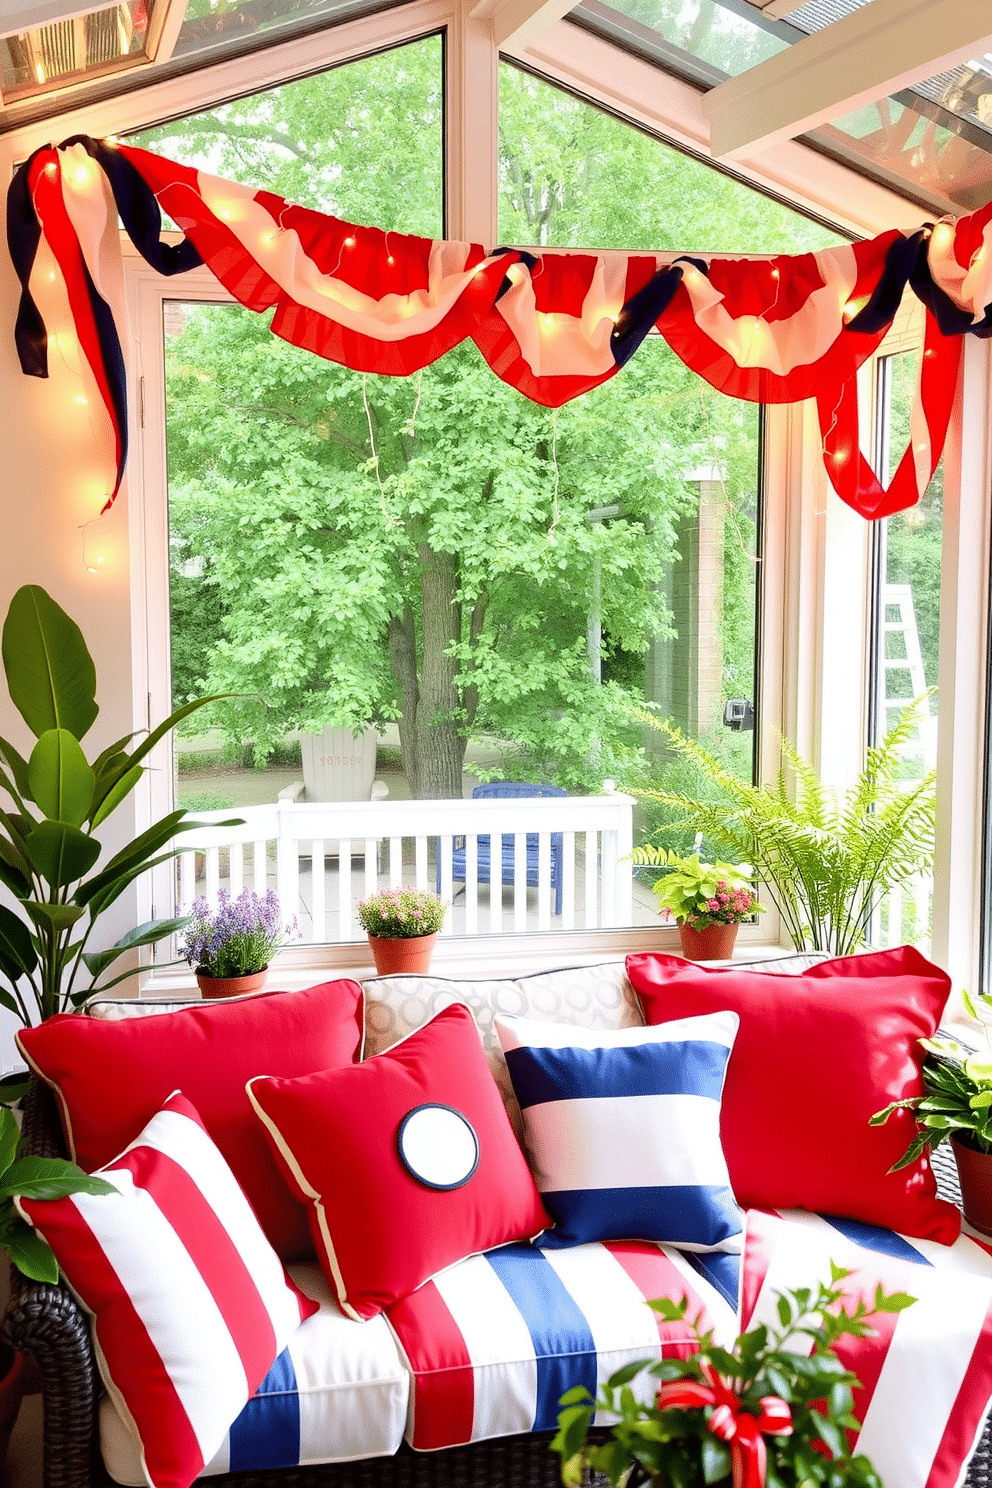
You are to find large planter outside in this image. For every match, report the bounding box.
[951,1134,992,1236]
[677,921,739,961]
[196,967,269,1000]
[301,725,379,801]
[367,933,438,976]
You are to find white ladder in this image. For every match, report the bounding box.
[878,583,936,773]
[874,583,935,949]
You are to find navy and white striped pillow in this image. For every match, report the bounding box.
[495,1012,743,1254]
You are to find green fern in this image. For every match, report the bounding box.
[628,699,936,956]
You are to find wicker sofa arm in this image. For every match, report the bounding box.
[3,1079,101,1488]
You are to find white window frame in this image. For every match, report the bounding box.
[4,2,990,990]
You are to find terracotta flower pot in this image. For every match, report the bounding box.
[677,921,739,962]
[196,966,269,999]
[367,933,438,976]
[951,1134,992,1236]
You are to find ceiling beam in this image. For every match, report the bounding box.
[469,0,574,51]
[703,0,992,161]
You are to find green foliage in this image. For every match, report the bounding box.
[136,45,834,799]
[0,1106,115,1282]
[871,988,992,1164]
[0,586,241,1026]
[552,1277,913,1488]
[629,848,762,927]
[629,699,936,955]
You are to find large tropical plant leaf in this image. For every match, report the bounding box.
[28,730,95,827]
[82,916,189,980]
[2,586,98,741]
[23,822,101,890]
[0,904,37,979]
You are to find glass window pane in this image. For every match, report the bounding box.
[129,34,443,236]
[568,0,992,215]
[1,0,159,103]
[871,349,942,955]
[165,307,762,940]
[498,63,842,251]
[158,62,834,944]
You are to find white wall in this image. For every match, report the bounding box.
[0,151,140,1067]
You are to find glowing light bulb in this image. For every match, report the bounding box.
[771,267,780,279]
[344,236,356,248]
[44,162,57,176]
[387,255,395,265]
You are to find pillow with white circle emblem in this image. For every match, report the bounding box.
[397,1104,479,1190]
[247,1003,552,1320]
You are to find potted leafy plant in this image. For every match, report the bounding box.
[553,1276,912,1488]
[0,585,239,1067]
[0,1103,115,1457]
[181,888,297,998]
[357,887,447,975]
[629,700,935,957]
[630,847,762,960]
[871,987,992,1236]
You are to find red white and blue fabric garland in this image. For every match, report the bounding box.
[7,135,992,517]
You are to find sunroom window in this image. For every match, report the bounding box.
[131,43,873,950]
[868,326,943,956]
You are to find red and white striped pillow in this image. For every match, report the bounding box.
[15,1091,318,1488]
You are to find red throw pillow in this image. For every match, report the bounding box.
[17,981,364,1258]
[625,946,960,1244]
[247,1002,553,1319]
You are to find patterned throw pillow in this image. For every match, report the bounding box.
[494,1011,743,1253]
[248,1002,552,1320]
[16,1092,318,1488]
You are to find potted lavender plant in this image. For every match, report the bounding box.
[181,889,297,998]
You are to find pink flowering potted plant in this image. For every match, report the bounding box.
[358,887,447,975]
[630,848,763,961]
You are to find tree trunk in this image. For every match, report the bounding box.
[388,607,420,797]
[416,546,466,799]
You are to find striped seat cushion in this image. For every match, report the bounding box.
[386,1238,741,1451]
[745,1208,992,1488]
[15,1092,318,1488]
[99,1264,411,1483]
[495,1011,743,1252]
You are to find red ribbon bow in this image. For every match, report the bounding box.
[656,1363,793,1488]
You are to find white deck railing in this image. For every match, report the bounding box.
[872,871,934,951]
[175,792,635,942]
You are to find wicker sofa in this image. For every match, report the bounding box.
[5,958,992,1488]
